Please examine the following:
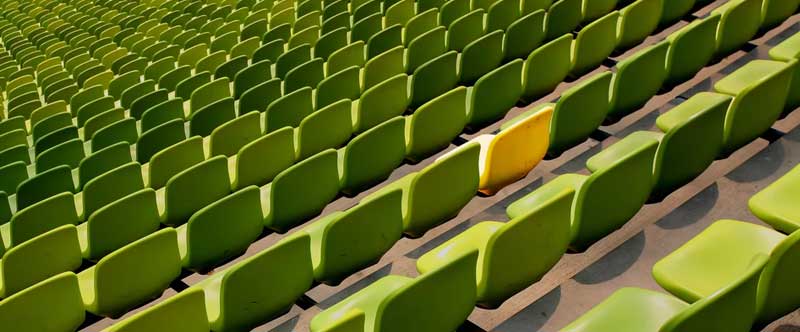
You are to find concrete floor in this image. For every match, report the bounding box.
[81,2,800,331]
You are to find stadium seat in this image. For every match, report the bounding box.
[366,142,479,237]
[664,13,720,87]
[0,272,85,332]
[507,133,658,251]
[176,72,211,101]
[0,225,81,298]
[131,89,169,119]
[353,74,409,133]
[769,31,800,111]
[233,59,271,99]
[367,25,403,59]
[713,0,761,58]
[304,189,403,284]
[339,117,406,196]
[503,10,545,61]
[161,156,231,226]
[190,77,230,113]
[570,11,618,77]
[276,44,311,79]
[285,58,324,93]
[105,288,210,332]
[36,138,85,172]
[177,186,262,272]
[189,97,236,137]
[660,0,694,26]
[545,0,582,41]
[81,162,144,219]
[316,66,361,109]
[193,234,313,332]
[78,228,181,317]
[405,87,467,163]
[264,87,313,132]
[761,0,800,30]
[78,142,132,189]
[326,41,365,75]
[239,78,282,114]
[652,219,800,328]
[209,111,262,157]
[447,9,485,52]
[459,30,503,85]
[136,119,188,164]
[310,251,477,332]
[363,46,405,90]
[749,163,800,234]
[418,188,572,308]
[16,165,74,210]
[466,59,523,130]
[295,99,353,160]
[608,41,670,120]
[522,34,571,102]
[410,50,458,108]
[233,127,297,189]
[120,79,156,109]
[264,149,341,232]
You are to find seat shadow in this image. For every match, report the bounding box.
[573,231,646,285]
[656,183,719,230]
[493,286,562,332]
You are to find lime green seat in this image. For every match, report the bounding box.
[418,188,572,308]
[105,288,209,332]
[121,79,156,109]
[447,9,486,52]
[749,163,800,234]
[36,138,85,172]
[91,118,138,152]
[410,51,458,108]
[108,70,140,100]
[460,30,504,85]
[233,59,271,99]
[295,100,354,160]
[466,59,523,130]
[32,113,71,143]
[193,234,313,332]
[506,71,612,158]
[190,77,231,113]
[660,0,694,26]
[264,149,341,232]
[310,251,478,332]
[209,111,262,157]
[276,44,311,79]
[215,55,248,81]
[16,165,74,210]
[162,156,231,226]
[327,41,366,75]
[131,89,169,119]
[78,142,132,189]
[714,59,796,155]
[316,66,361,109]
[522,34,572,102]
[363,46,405,90]
[366,143,479,237]
[507,133,658,251]
[769,30,800,111]
[3,191,79,251]
[545,0,582,40]
[0,225,81,298]
[264,87,313,132]
[240,78,282,114]
[652,219,800,329]
[367,25,403,59]
[761,0,800,30]
[354,74,410,134]
[177,186,262,272]
[352,13,383,43]
[159,66,192,92]
[664,13,720,87]
[503,10,546,61]
[136,119,188,164]
[176,72,212,102]
[570,11,618,77]
[713,0,762,57]
[78,228,181,318]
[82,162,144,219]
[405,87,468,163]
[406,26,447,75]
[285,58,324,93]
[304,189,403,285]
[78,189,161,261]
[0,272,84,332]
[233,126,296,189]
[190,98,236,137]
[339,117,406,196]
[608,41,670,119]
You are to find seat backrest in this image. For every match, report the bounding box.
[405,8,440,47]
[355,74,409,133]
[296,99,353,160]
[447,9,485,52]
[609,41,670,118]
[164,156,231,226]
[240,78,282,114]
[10,192,79,248]
[460,30,504,85]
[276,44,311,79]
[545,0,582,40]
[183,186,263,272]
[30,100,67,129]
[377,251,477,332]
[176,72,211,101]
[136,119,188,164]
[148,136,205,189]
[0,225,82,297]
[551,71,612,156]
[233,59,271,99]
[0,272,85,332]
[467,59,523,129]
[660,0,694,25]
[410,50,458,108]
[0,161,28,196]
[617,0,662,51]
[83,162,144,218]
[209,111,262,158]
[406,26,446,74]
[340,117,406,195]
[16,164,74,210]
[327,41,365,75]
[367,25,402,59]
[130,89,169,119]
[406,143,479,236]
[761,0,800,30]
[486,0,521,32]
[316,65,361,109]
[665,13,720,87]
[36,138,85,172]
[235,127,296,189]
[571,135,659,250]
[189,97,237,136]
[190,77,231,113]
[85,189,161,261]
[363,46,405,90]
[503,9,546,61]
[481,189,573,307]
[352,12,382,43]
[661,254,767,332]
[92,228,181,317]
[713,0,761,57]
[267,149,341,232]
[756,228,800,326]
[570,10,618,77]
[213,233,313,331]
[120,79,156,109]
[106,288,209,332]
[265,87,314,132]
[310,189,403,284]
[141,98,185,133]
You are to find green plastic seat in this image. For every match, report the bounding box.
[304,189,402,284]
[76,95,114,128]
[353,74,410,134]
[105,288,209,332]
[339,117,406,195]
[78,228,181,318]
[713,0,762,57]
[190,77,231,113]
[79,188,161,261]
[78,142,132,189]
[616,0,662,51]
[327,41,366,76]
[190,97,236,137]
[608,41,670,119]
[3,191,79,249]
[215,56,248,81]
[196,51,227,75]
[749,163,800,233]
[310,250,478,332]
[233,127,296,189]
[35,138,85,172]
[505,71,612,157]
[522,34,572,101]
[121,79,156,109]
[405,87,467,162]
[365,143,479,237]
[159,66,192,92]
[761,0,800,30]
[0,272,84,332]
[178,43,209,68]
[385,0,414,26]
[447,9,486,52]
[367,25,403,59]
[460,30,504,85]
[507,133,658,251]
[485,0,521,32]
[315,28,348,60]
[363,46,405,90]
[352,13,383,43]
[148,136,205,191]
[276,44,311,79]
[130,89,169,120]
[466,59,523,130]
[263,149,340,232]
[295,100,354,160]
[316,66,361,109]
[209,111,262,157]
[240,78,283,114]
[144,56,176,82]
[715,59,796,154]
[560,251,766,332]
[82,162,144,219]
[660,0,694,26]
[161,156,231,226]
[770,31,800,111]
[405,26,447,74]
[285,58,324,93]
[136,119,187,164]
[503,10,546,61]
[652,219,800,328]
[664,13,720,87]
[193,233,312,331]
[405,8,440,46]
[0,225,81,298]
[16,165,74,210]
[545,0,582,40]
[108,70,141,100]
[233,59,271,99]
[410,51,459,108]
[264,87,313,132]
[91,118,139,152]
[418,188,572,308]
[570,11,618,77]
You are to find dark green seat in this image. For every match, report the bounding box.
[136,119,187,164]
[466,59,523,130]
[459,30,504,85]
[608,41,670,120]
[545,0,582,40]
[405,87,468,163]
[3,192,80,248]
[353,74,409,134]
[570,11,618,77]
[78,142,132,189]
[264,87,313,132]
[189,97,236,137]
[16,165,75,210]
[162,156,231,226]
[410,51,459,108]
[522,34,572,102]
[664,13,720,87]
[338,117,406,196]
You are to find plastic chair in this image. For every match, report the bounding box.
[545,0,582,40]
[447,9,486,52]
[339,117,406,195]
[749,163,800,233]
[608,41,670,119]
[664,13,720,87]
[466,59,523,130]
[0,272,84,332]
[316,66,361,109]
[570,11,618,77]
[264,87,313,132]
[405,87,468,163]
[234,127,297,189]
[162,156,231,226]
[522,34,572,102]
[460,30,504,85]
[105,288,210,332]
[295,100,354,160]
[713,0,761,58]
[410,51,458,108]
[503,10,546,61]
